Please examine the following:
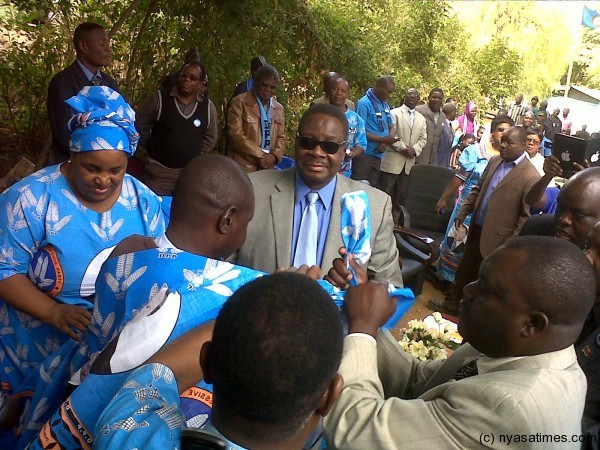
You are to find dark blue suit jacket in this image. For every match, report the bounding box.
[47,61,119,162]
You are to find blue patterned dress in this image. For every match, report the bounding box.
[437,143,497,283]
[0,164,165,395]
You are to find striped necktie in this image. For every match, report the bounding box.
[293,192,319,267]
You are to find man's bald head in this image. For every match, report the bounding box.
[170,155,255,258]
[555,167,600,249]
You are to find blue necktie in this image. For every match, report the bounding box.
[91,75,101,86]
[293,192,319,267]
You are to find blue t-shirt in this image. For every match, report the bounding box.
[340,109,367,177]
[356,93,392,158]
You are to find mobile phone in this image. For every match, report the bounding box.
[180,429,228,450]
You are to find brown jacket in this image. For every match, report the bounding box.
[227,91,286,172]
[456,155,540,257]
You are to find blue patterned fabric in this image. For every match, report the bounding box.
[23,247,413,449]
[339,109,367,177]
[20,187,414,449]
[94,363,247,450]
[341,191,371,278]
[66,86,139,155]
[0,166,164,448]
[438,144,494,283]
[341,190,409,328]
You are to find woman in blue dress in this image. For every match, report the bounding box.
[0,86,165,401]
[431,115,514,292]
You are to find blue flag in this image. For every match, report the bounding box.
[582,5,600,29]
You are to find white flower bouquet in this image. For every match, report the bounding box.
[399,312,462,360]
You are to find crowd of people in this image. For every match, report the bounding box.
[1,20,600,449]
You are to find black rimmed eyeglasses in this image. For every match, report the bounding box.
[296,134,348,154]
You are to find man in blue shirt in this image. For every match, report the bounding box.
[47,23,119,165]
[236,104,403,288]
[352,77,397,187]
[329,77,366,178]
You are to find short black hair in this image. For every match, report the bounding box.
[376,76,394,88]
[180,62,206,81]
[429,87,444,97]
[170,154,251,225]
[210,272,343,439]
[300,103,348,134]
[491,115,514,132]
[183,48,201,64]
[459,133,476,142]
[250,56,266,73]
[508,125,528,143]
[73,22,105,51]
[501,236,595,326]
[527,127,544,142]
[254,64,280,83]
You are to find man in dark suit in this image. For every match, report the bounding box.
[47,22,119,164]
[430,126,540,315]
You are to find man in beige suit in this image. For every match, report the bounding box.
[325,236,594,449]
[416,88,449,165]
[378,87,427,218]
[227,64,286,172]
[235,104,403,288]
[430,126,540,315]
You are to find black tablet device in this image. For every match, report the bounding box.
[552,134,600,178]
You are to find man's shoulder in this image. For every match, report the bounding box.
[415,104,430,116]
[391,106,405,116]
[337,175,388,203]
[272,97,285,113]
[356,95,370,107]
[519,214,555,237]
[248,168,292,189]
[49,61,78,85]
[345,108,362,121]
[100,71,119,89]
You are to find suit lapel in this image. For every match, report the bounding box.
[321,175,344,270]
[493,156,529,192]
[272,170,296,268]
[418,344,481,395]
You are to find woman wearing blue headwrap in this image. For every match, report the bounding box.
[0,86,165,404]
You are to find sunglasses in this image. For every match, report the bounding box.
[297,135,348,154]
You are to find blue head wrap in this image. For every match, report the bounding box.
[65,86,139,156]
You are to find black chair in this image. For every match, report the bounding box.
[396,164,458,294]
[394,227,438,296]
[398,164,458,247]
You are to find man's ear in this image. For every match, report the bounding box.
[316,373,343,417]
[521,311,548,337]
[199,341,213,384]
[217,207,236,235]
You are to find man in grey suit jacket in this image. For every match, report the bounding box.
[378,88,427,218]
[47,23,119,165]
[431,126,540,315]
[325,236,595,449]
[416,88,449,165]
[235,104,403,288]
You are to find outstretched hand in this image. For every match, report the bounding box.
[324,247,368,290]
[345,282,396,337]
[48,303,92,341]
